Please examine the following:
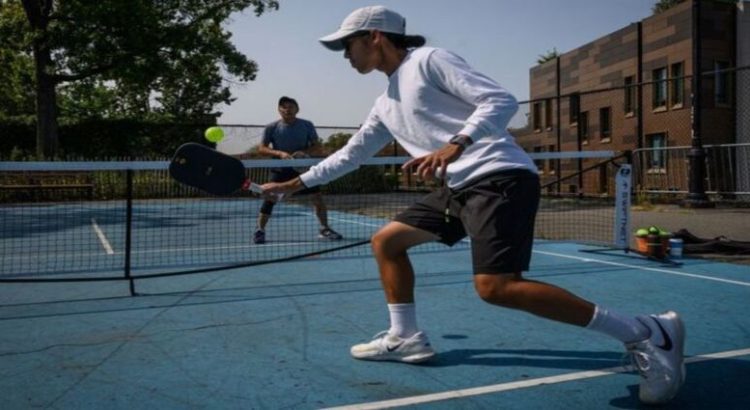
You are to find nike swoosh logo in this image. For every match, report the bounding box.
[652,319,673,351]
[386,342,403,352]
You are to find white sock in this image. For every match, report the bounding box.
[388,303,418,338]
[586,305,650,344]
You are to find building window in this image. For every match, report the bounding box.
[670,62,684,107]
[714,61,730,105]
[624,76,635,115]
[533,102,542,131]
[646,133,667,172]
[580,111,589,144]
[652,67,667,109]
[599,163,609,194]
[544,99,553,130]
[569,93,580,124]
[599,107,611,140]
[533,146,544,171]
[547,144,557,174]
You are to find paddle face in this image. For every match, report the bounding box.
[169,143,246,195]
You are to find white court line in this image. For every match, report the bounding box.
[127,241,329,255]
[533,249,750,288]
[291,211,383,228]
[90,218,114,255]
[322,348,750,410]
[326,215,382,228]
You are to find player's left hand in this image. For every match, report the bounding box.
[402,143,464,180]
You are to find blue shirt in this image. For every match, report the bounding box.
[262,118,319,153]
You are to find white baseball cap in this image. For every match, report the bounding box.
[319,5,425,51]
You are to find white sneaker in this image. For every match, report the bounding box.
[350,331,436,363]
[626,311,686,404]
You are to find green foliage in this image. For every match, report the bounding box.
[0,0,279,155]
[323,132,352,153]
[324,166,393,194]
[652,0,685,14]
[0,120,210,159]
[536,48,558,65]
[0,1,34,119]
[47,0,277,121]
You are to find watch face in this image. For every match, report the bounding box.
[450,135,471,147]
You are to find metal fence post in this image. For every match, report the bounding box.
[683,0,715,208]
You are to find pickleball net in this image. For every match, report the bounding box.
[0,151,630,281]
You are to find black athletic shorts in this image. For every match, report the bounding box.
[393,169,540,274]
[270,168,320,195]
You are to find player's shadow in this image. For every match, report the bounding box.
[609,357,750,409]
[426,347,623,370]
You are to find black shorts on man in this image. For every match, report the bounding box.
[393,169,539,274]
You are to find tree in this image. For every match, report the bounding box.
[536,48,559,65]
[4,0,278,158]
[0,2,35,121]
[652,0,685,14]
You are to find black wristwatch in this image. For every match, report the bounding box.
[449,135,473,149]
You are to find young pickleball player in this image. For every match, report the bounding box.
[253,96,342,244]
[262,6,685,404]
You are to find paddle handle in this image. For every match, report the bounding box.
[242,179,284,200]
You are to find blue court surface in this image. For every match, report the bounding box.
[0,198,389,277]
[1,237,749,409]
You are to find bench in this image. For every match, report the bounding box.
[0,172,95,200]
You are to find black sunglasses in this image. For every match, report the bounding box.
[342,31,370,52]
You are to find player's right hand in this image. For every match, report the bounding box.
[262,177,304,198]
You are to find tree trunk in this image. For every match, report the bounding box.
[23,0,59,159]
[34,47,58,159]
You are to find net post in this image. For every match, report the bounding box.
[613,161,632,249]
[124,169,137,296]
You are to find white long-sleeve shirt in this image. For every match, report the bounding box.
[300,47,537,189]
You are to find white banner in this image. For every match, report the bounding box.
[614,164,632,249]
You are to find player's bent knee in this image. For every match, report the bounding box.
[473,273,523,307]
[370,228,396,257]
[371,222,436,258]
[370,225,410,257]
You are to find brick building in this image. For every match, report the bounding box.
[513,0,746,195]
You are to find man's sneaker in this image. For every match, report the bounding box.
[626,311,686,405]
[319,227,343,240]
[253,229,266,244]
[350,331,435,363]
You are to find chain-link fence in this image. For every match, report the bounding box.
[215,125,362,157]
[510,65,750,204]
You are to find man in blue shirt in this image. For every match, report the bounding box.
[253,96,342,244]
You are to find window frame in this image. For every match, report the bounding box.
[580,111,589,145]
[652,67,668,110]
[670,62,684,108]
[533,102,543,131]
[569,93,580,125]
[714,61,731,106]
[646,133,667,173]
[599,106,612,141]
[544,99,553,130]
[624,76,636,116]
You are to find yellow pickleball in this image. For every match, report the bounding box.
[204,126,224,143]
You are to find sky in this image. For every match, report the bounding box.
[218,0,658,128]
